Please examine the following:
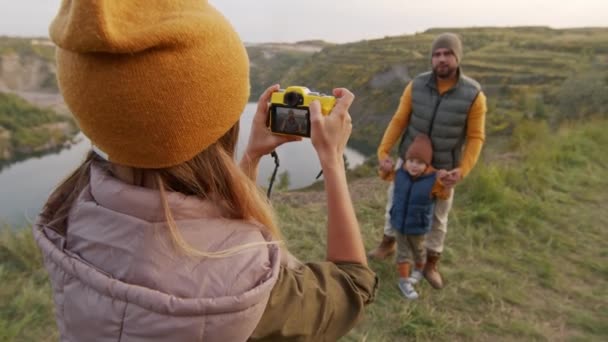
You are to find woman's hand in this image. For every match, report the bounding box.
[243,84,301,161]
[310,88,366,265]
[310,88,354,168]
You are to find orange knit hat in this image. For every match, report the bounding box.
[50,0,250,168]
[405,134,433,165]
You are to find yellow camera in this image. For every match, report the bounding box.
[268,86,336,138]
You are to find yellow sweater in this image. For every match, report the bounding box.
[377,77,487,178]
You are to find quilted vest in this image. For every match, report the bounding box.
[399,70,481,170]
[390,168,437,235]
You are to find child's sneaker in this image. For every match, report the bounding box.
[407,269,424,285]
[398,278,419,300]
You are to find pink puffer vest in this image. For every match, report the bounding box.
[33,163,280,341]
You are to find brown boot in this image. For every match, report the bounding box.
[367,234,396,260]
[423,250,444,289]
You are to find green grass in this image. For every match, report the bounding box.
[2,26,608,340]
[0,228,58,342]
[1,118,607,341]
[275,118,608,341]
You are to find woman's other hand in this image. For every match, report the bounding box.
[244,84,301,161]
[310,88,354,168]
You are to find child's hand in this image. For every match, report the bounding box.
[379,157,394,173]
[437,169,448,180]
[378,168,394,181]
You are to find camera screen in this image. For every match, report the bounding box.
[269,105,310,137]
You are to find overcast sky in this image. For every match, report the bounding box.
[1,0,606,43]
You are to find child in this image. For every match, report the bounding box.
[384,134,450,299]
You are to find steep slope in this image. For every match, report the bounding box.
[0,92,75,163]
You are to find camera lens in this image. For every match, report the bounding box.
[284,92,302,107]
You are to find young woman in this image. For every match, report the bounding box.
[33,1,376,341]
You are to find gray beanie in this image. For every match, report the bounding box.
[431,33,463,63]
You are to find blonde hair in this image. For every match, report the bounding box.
[42,123,283,257]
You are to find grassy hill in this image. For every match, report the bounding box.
[1,28,607,340]
[2,117,607,341]
[3,28,607,156]
[247,41,330,100]
[247,27,608,154]
[275,117,608,341]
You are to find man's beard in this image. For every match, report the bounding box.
[433,64,457,79]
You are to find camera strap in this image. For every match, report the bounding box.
[266,152,347,198]
[314,154,347,180]
[266,150,280,198]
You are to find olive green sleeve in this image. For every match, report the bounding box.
[249,262,378,342]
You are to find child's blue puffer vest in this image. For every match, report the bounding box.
[390,168,437,235]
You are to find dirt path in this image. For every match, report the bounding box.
[272,176,387,206]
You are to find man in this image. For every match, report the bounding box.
[280,109,303,134]
[368,32,487,290]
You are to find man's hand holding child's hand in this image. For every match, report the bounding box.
[439,168,462,188]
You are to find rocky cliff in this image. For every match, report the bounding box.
[0,38,74,164]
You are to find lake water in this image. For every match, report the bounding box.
[0,103,365,227]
